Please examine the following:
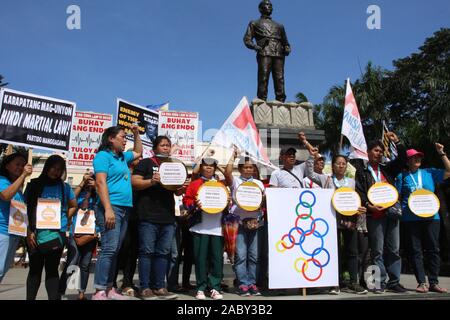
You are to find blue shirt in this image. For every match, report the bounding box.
[0,176,25,235]
[395,168,444,222]
[93,150,134,207]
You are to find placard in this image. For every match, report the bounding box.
[159,161,187,189]
[235,181,263,212]
[36,198,61,230]
[8,200,28,237]
[74,209,96,234]
[367,182,399,209]
[196,180,229,214]
[408,189,440,218]
[331,187,361,216]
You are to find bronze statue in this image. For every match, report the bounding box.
[244,0,291,103]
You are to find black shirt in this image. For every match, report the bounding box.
[133,158,175,224]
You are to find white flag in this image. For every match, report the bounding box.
[341,79,368,160]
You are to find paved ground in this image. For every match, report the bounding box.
[1,263,450,300]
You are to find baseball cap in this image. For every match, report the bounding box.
[406,149,424,158]
[201,157,218,166]
[280,147,297,156]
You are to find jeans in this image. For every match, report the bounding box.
[138,222,175,290]
[367,216,401,288]
[114,218,139,289]
[166,224,181,289]
[0,233,20,283]
[93,204,129,290]
[404,220,441,285]
[59,236,96,294]
[256,222,268,288]
[338,228,358,284]
[235,226,259,286]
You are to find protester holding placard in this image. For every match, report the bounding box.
[59,171,97,300]
[131,136,187,300]
[225,150,264,297]
[304,147,368,294]
[395,144,450,293]
[91,125,142,300]
[25,155,77,300]
[183,158,227,300]
[354,133,407,293]
[0,153,32,283]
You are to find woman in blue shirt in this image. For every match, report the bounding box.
[395,144,450,293]
[0,153,32,283]
[91,125,142,300]
[25,155,77,300]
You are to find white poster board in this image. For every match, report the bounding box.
[266,188,338,289]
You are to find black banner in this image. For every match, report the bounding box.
[0,88,76,151]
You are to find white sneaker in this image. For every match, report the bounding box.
[195,290,206,300]
[210,289,223,300]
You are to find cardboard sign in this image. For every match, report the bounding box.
[36,198,61,230]
[197,181,229,214]
[367,182,399,209]
[8,200,28,237]
[332,187,361,216]
[408,189,440,218]
[235,181,263,212]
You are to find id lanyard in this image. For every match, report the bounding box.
[239,176,253,183]
[368,164,381,183]
[409,169,423,191]
[332,175,349,189]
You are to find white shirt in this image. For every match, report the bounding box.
[269,162,306,188]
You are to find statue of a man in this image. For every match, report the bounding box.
[244,0,291,103]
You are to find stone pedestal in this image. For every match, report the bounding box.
[250,99,325,164]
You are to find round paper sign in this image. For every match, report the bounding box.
[367,182,399,209]
[331,187,361,216]
[158,158,188,191]
[235,181,263,212]
[197,181,229,214]
[408,189,440,218]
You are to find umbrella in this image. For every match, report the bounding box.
[222,213,240,263]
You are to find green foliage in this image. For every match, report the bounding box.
[302,28,450,167]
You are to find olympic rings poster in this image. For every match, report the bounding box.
[266,188,339,289]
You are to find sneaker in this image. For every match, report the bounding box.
[196,290,206,300]
[387,283,408,293]
[237,285,250,296]
[153,288,178,300]
[329,287,340,295]
[416,283,429,293]
[372,287,385,294]
[210,289,223,300]
[140,288,158,300]
[429,284,448,293]
[91,290,108,300]
[107,287,129,300]
[345,283,368,295]
[248,284,261,296]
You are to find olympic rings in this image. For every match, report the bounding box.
[302,258,323,282]
[299,190,316,208]
[294,257,308,273]
[312,247,330,268]
[295,214,315,236]
[281,234,295,249]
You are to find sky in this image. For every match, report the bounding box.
[1,0,449,140]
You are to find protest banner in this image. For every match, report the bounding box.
[158,111,198,163]
[0,88,76,152]
[68,111,112,167]
[117,98,158,158]
[266,188,338,289]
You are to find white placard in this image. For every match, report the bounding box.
[367,182,399,209]
[266,188,338,289]
[408,189,440,218]
[235,182,263,212]
[197,181,229,214]
[8,200,28,237]
[36,198,61,230]
[159,162,187,186]
[74,209,96,234]
[332,188,361,216]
